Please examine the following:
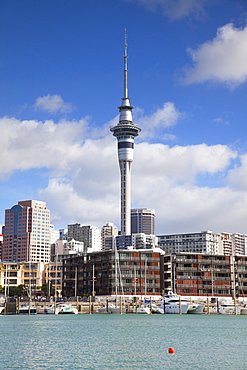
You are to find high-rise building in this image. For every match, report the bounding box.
[220,232,247,256]
[0,233,3,260]
[101,222,118,251]
[131,208,155,235]
[68,223,102,252]
[110,31,141,235]
[2,200,51,263]
[50,224,59,244]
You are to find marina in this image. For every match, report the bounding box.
[2,293,246,316]
[1,314,247,369]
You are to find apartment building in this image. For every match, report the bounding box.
[0,261,62,295]
[0,262,44,292]
[62,249,163,297]
[162,253,236,298]
[158,231,221,255]
[220,233,247,255]
[42,262,63,295]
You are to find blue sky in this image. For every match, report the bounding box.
[1,0,247,235]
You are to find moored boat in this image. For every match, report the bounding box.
[55,303,78,315]
[133,305,151,314]
[218,300,241,315]
[45,304,55,314]
[240,304,247,315]
[19,304,37,315]
[108,305,126,314]
[186,302,205,314]
[162,292,189,314]
[151,303,164,314]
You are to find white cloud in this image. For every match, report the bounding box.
[152,185,247,234]
[0,116,90,179]
[125,0,207,20]
[182,23,247,87]
[134,142,237,183]
[1,111,247,234]
[135,102,184,140]
[214,117,230,126]
[39,177,120,228]
[33,94,74,114]
[227,154,247,191]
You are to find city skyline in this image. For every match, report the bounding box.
[1,1,247,235]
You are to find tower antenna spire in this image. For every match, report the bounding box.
[124,28,128,99]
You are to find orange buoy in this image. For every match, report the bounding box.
[168,347,175,354]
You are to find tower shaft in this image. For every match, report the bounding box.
[111,31,141,235]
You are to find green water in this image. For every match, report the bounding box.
[1,314,247,369]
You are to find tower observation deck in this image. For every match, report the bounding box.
[110,30,141,235]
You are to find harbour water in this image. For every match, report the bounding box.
[1,314,247,369]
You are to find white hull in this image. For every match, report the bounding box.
[164,302,188,314]
[163,292,189,314]
[108,306,126,314]
[151,304,164,314]
[96,304,126,314]
[55,304,78,315]
[19,304,37,315]
[45,305,55,314]
[219,301,241,315]
[133,306,151,314]
[240,307,247,315]
[187,303,204,314]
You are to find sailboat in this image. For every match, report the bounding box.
[109,247,126,314]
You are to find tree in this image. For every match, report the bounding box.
[8,285,25,297]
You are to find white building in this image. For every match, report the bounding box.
[64,239,84,254]
[50,224,60,244]
[104,233,157,250]
[158,231,221,255]
[68,223,102,252]
[101,222,118,251]
[158,231,247,256]
[220,232,247,256]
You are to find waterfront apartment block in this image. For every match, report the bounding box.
[234,255,247,298]
[0,261,62,296]
[162,253,247,298]
[42,262,63,295]
[0,262,44,292]
[2,200,51,263]
[131,208,155,235]
[62,249,162,297]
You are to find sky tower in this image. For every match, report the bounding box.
[111,31,141,235]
